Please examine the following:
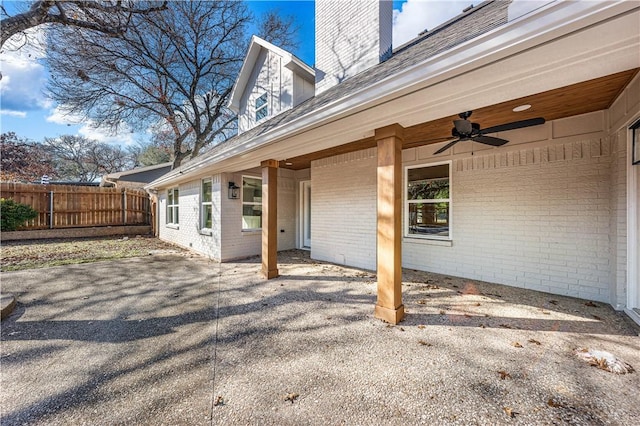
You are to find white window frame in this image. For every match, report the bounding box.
[255,92,268,122]
[242,175,262,231]
[404,161,452,241]
[200,178,213,233]
[166,187,179,227]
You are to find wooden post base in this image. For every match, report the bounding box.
[374,303,405,325]
[262,266,279,279]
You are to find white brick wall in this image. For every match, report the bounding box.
[220,169,297,261]
[157,176,222,260]
[403,138,614,302]
[310,113,622,303]
[607,73,640,310]
[311,148,378,270]
[315,0,392,94]
[157,168,298,262]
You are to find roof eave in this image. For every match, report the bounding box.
[151,0,638,189]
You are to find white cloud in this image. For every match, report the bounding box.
[0,27,51,115]
[46,105,84,125]
[393,0,474,47]
[0,110,27,118]
[47,105,136,146]
[77,122,136,146]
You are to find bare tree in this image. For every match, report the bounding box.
[46,1,259,168]
[43,135,129,182]
[258,10,299,52]
[0,132,56,182]
[1,1,167,49]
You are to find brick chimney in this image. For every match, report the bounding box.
[315,0,393,94]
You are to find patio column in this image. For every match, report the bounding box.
[374,124,405,324]
[261,159,279,279]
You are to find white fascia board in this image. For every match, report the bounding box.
[151,0,639,188]
[228,40,260,113]
[284,56,315,81]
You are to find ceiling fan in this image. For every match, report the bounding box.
[433,111,545,155]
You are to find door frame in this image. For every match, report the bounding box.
[299,180,311,250]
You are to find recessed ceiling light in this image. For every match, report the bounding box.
[513,104,531,112]
[285,162,293,166]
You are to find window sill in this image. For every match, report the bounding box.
[166,224,179,230]
[404,237,452,247]
[199,229,213,236]
[242,229,262,235]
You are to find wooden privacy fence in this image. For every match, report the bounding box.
[1,183,151,230]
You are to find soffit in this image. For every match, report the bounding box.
[281,69,638,170]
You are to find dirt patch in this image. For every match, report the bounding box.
[0,236,185,272]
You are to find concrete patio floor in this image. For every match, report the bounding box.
[1,250,639,425]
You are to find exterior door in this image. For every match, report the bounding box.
[300,180,311,248]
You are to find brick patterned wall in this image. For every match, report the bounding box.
[311,148,378,270]
[403,138,613,302]
[310,115,621,303]
[315,0,392,94]
[157,176,222,260]
[608,130,626,308]
[607,73,640,309]
[220,169,297,261]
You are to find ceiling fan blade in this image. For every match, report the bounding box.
[480,117,545,134]
[434,139,460,155]
[471,135,509,146]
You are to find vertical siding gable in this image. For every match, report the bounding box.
[237,48,297,134]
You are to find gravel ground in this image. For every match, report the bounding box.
[2,249,639,425]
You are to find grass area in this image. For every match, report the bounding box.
[1,236,183,272]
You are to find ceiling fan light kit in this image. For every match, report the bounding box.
[434,111,545,155]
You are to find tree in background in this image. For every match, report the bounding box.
[0,132,56,182]
[46,1,297,169]
[46,1,249,169]
[43,135,130,182]
[258,10,299,52]
[128,136,173,168]
[1,1,167,49]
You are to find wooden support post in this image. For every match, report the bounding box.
[374,124,405,324]
[261,159,279,279]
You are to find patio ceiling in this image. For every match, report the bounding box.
[281,68,638,170]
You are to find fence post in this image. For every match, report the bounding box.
[122,189,127,225]
[49,190,54,229]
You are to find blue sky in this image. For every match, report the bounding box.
[0,0,473,145]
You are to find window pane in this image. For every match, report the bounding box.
[256,106,268,121]
[242,177,262,203]
[175,206,179,224]
[167,206,173,224]
[168,190,173,205]
[203,205,212,229]
[202,180,212,203]
[408,202,449,237]
[408,178,449,200]
[242,204,262,229]
[408,165,449,200]
[255,93,267,108]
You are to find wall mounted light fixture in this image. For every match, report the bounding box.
[228,182,240,199]
[632,119,640,165]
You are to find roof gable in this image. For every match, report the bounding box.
[228,35,315,113]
